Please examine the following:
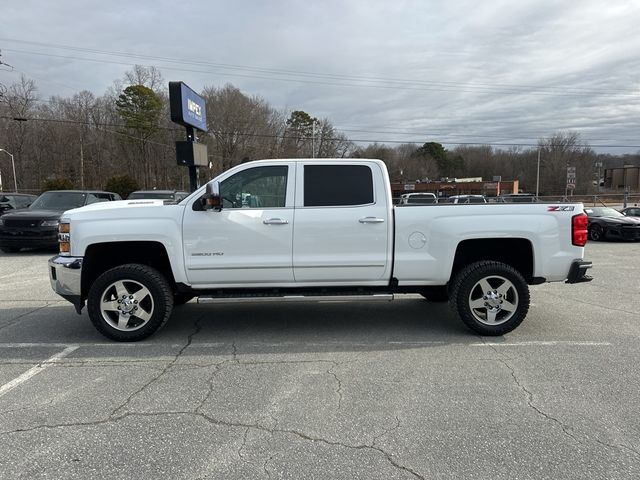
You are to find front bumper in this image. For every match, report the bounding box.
[0,228,58,248]
[49,255,84,313]
[565,259,593,284]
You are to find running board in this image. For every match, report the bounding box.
[197,293,394,304]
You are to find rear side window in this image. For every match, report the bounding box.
[304,165,374,207]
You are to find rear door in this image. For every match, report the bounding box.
[292,162,391,284]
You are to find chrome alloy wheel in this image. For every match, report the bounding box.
[99,279,154,331]
[467,275,519,326]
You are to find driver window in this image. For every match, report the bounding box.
[220,166,288,209]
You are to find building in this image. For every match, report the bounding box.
[605,165,640,191]
[390,178,520,200]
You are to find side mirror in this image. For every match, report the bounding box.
[204,181,222,211]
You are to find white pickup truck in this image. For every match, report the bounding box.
[49,159,592,341]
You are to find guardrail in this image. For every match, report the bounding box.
[537,193,640,208]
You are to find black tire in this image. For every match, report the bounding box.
[0,246,20,253]
[174,293,195,306]
[421,286,449,302]
[449,261,530,336]
[87,264,173,341]
[589,224,604,241]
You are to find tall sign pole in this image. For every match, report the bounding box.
[169,82,208,192]
[566,166,576,198]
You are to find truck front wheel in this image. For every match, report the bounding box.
[87,264,174,341]
[449,261,529,336]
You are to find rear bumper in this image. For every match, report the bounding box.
[49,255,84,313]
[565,259,593,284]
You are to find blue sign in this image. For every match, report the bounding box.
[169,82,208,132]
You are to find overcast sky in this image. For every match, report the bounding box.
[1,0,639,153]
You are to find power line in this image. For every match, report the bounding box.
[2,43,638,98]
[3,115,639,149]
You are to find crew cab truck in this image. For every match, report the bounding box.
[49,159,592,341]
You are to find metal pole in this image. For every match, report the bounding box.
[185,126,198,192]
[535,147,540,198]
[80,141,85,189]
[312,120,316,158]
[10,152,16,192]
[0,149,17,192]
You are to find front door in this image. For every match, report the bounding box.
[183,163,295,286]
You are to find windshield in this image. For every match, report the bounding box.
[585,207,624,217]
[30,191,88,210]
[128,192,174,200]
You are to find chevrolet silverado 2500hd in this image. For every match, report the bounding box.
[48,159,592,341]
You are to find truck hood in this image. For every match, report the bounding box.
[65,199,166,215]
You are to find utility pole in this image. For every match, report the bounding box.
[312,120,316,158]
[80,139,85,189]
[535,147,541,198]
[0,149,17,192]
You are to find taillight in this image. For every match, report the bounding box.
[572,213,588,246]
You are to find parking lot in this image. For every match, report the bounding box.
[0,241,639,479]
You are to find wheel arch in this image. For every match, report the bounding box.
[81,241,176,300]
[450,238,534,284]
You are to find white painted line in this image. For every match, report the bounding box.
[470,341,611,347]
[0,341,612,350]
[0,346,79,399]
[0,343,183,348]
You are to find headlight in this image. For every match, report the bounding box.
[41,219,60,227]
[58,222,71,254]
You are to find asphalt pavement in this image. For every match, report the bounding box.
[0,241,639,479]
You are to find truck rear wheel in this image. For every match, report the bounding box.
[449,261,529,336]
[87,264,173,341]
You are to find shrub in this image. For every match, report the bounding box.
[104,175,139,199]
[41,177,74,192]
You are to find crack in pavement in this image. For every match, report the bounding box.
[110,316,203,417]
[326,361,344,410]
[1,410,426,479]
[0,304,51,332]
[262,453,274,480]
[478,336,640,460]
[478,336,581,444]
[372,415,401,448]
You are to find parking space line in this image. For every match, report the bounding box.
[0,346,78,399]
[0,341,612,349]
[469,341,611,347]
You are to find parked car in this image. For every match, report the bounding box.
[127,190,189,202]
[0,190,121,253]
[0,193,38,215]
[498,193,537,203]
[399,193,437,205]
[584,207,640,241]
[620,206,640,218]
[447,195,487,204]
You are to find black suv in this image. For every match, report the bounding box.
[0,190,121,253]
[0,193,38,215]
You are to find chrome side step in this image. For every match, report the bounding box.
[197,293,394,304]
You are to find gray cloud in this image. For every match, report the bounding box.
[1,0,639,152]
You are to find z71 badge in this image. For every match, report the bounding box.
[547,206,575,211]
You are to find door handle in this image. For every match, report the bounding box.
[359,217,385,224]
[263,218,289,225]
